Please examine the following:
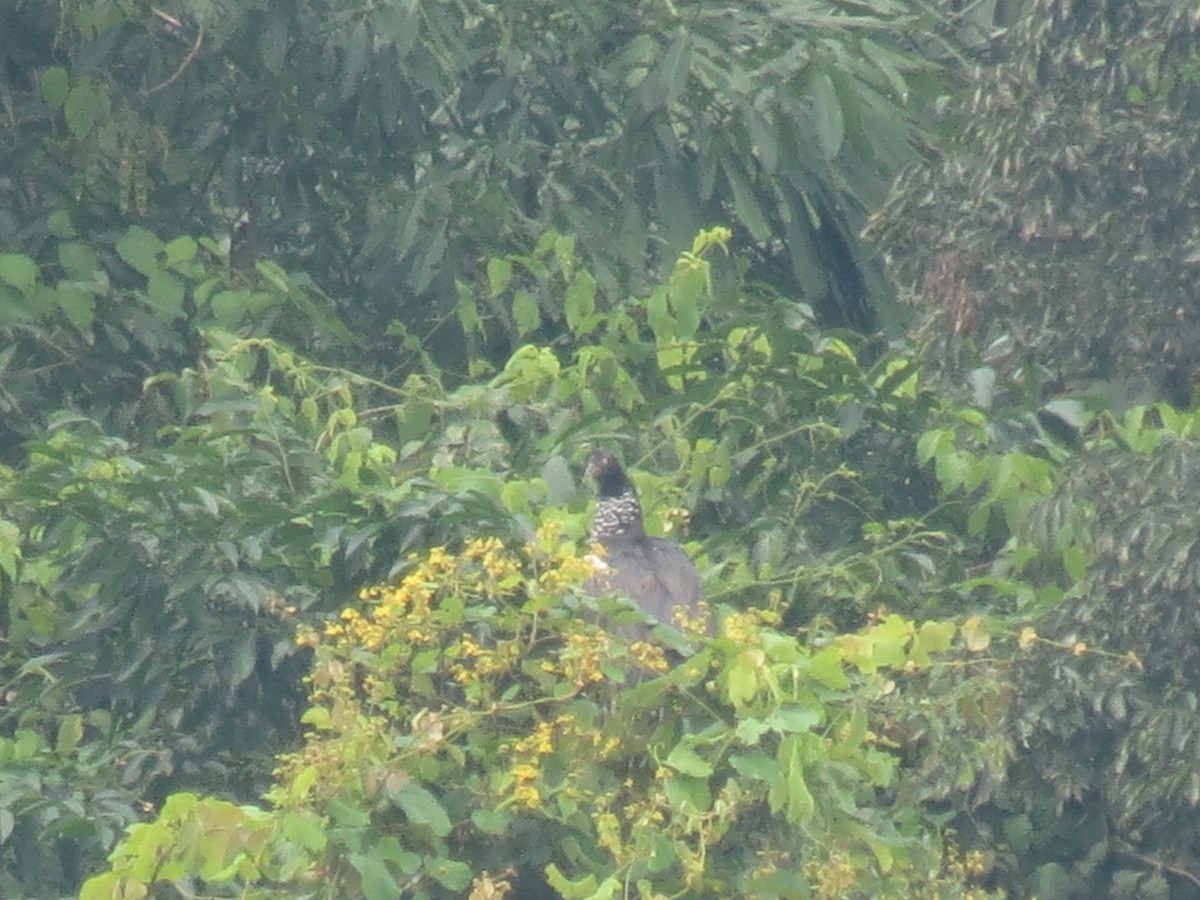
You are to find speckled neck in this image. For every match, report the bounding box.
[591,488,645,541]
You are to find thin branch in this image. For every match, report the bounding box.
[143,15,204,96]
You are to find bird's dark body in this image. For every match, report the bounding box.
[584,449,710,638]
[592,534,704,627]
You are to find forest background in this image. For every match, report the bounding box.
[4,1,1200,898]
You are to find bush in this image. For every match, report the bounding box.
[83,534,998,899]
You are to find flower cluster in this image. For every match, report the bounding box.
[504,712,619,811]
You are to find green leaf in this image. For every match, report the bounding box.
[721,159,770,241]
[729,750,780,782]
[1063,542,1088,582]
[764,705,821,734]
[230,631,257,687]
[909,619,957,666]
[55,714,84,755]
[79,873,130,900]
[552,233,575,279]
[487,257,512,296]
[809,645,850,689]
[117,227,163,278]
[41,67,69,106]
[393,782,451,837]
[663,774,711,813]
[470,807,512,835]
[59,242,99,280]
[147,271,185,317]
[0,254,38,294]
[545,864,600,899]
[428,858,472,890]
[456,280,481,334]
[164,235,198,268]
[665,743,713,778]
[210,290,248,326]
[0,520,18,581]
[279,810,327,852]
[47,210,77,238]
[350,853,402,900]
[564,271,596,334]
[55,285,97,330]
[810,71,844,159]
[512,289,541,336]
[255,259,290,293]
[64,81,99,138]
[640,31,692,111]
[779,737,815,824]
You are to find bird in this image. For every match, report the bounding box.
[583,448,711,641]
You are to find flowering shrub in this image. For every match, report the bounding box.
[83,529,999,899]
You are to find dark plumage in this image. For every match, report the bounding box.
[584,449,710,638]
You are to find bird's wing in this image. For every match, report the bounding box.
[589,536,710,635]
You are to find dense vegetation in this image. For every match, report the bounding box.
[3,1,1200,898]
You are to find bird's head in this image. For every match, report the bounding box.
[585,448,644,539]
[585,448,631,498]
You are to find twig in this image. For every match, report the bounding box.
[143,14,204,96]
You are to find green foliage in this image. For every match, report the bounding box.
[82,539,997,899]
[4,0,943,381]
[991,406,1200,894]
[880,399,1200,897]
[0,232,996,896]
[0,214,353,458]
[871,0,1200,405]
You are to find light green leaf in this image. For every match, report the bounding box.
[471,807,512,835]
[545,864,600,899]
[663,774,711,813]
[729,750,779,782]
[210,290,248,327]
[428,858,472,890]
[56,714,84,755]
[117,227,163,277]
[665,743,713,778]
[487,257,512,296]
[512,289,540,336]
[777,737,815,824]
[165,235,198,268]
[764,705,821,734]
[147,271,185,317]
[1063,542,1088,582]
[0,254,38,294]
